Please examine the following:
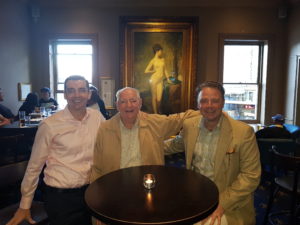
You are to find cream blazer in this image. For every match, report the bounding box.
[90,111,198,182]
[167,112,261,225]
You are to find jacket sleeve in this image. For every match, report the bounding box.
[162,110,199,139]
[164,133,185,155]
[219,126,261,211]
[90,128,103,183]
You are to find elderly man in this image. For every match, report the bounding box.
[166,81,261,225]
[91,87,197,181]
[7,75,105,225]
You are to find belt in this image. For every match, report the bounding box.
[44,184,89,194]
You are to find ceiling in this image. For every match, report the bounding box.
[26,0,300,8]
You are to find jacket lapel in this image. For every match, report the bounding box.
[105,114,122,169]
[214,114,232,177]
[185,117,201,169]
[138,119,148,164]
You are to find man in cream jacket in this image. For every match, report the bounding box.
[91,87,198,181]
[166,81,261,225]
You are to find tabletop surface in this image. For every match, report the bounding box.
[85,165,219,225]
[0,121,39,129]
[0,121,38,138]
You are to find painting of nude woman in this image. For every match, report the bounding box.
[134,32,183,114]
[120,17,198,114]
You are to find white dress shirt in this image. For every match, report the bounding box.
[20,106,104,209]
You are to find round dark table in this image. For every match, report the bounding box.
[85,165,219,225]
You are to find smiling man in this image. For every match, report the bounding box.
[91,87,197,181]
[166,81,261,225]
[7,75,105,225]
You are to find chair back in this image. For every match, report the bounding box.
[0,160,49,225]
[271,147,300,195]
[0,160,28,188]
[257,138,296,166]
[272,148,300,171]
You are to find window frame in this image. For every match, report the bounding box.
[49,34,98,104]
[219,34,271,124]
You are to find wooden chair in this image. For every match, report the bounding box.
[0,161,48,225]
[263,147,300,225]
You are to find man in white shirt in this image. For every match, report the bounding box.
[7,75,105,225]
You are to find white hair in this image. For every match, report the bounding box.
[115,87,141,101]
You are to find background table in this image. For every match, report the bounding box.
[0,121,38,165]
[0,121,38,136]
[85,165,219,225]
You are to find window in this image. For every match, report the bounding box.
[220,38,268,122]
[49,36,97,108]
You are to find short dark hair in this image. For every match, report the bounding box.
[25,92,39,105]
[89,84,99,93]
[152,44,163,54]
[40,87,51,93]
[197,81,225,103]
[64,75,89,91]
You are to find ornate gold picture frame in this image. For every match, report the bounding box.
[120,16,198,114]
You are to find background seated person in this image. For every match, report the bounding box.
[256,114,291,139]
[87,85,110,119]
[0,87,15,120]
[39,87,58,110]
[18,92,39,116]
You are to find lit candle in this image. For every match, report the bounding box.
[143,174,156,189]
[145,179,153,184]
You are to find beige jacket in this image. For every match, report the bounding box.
[91,110,198,182]
[167,112,261,225]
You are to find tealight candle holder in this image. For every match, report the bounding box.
[143,174,156,190]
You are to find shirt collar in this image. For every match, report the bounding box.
[63,105,90,122]
[119,117,139,130]
[199,114,223,132]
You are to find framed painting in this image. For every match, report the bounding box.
[18,83,32,101]
[120,16,198,114]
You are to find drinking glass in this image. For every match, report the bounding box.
[24,115,31,126]
[46,108,52,117]
[40,107,46,117]
[19,111,26,127]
